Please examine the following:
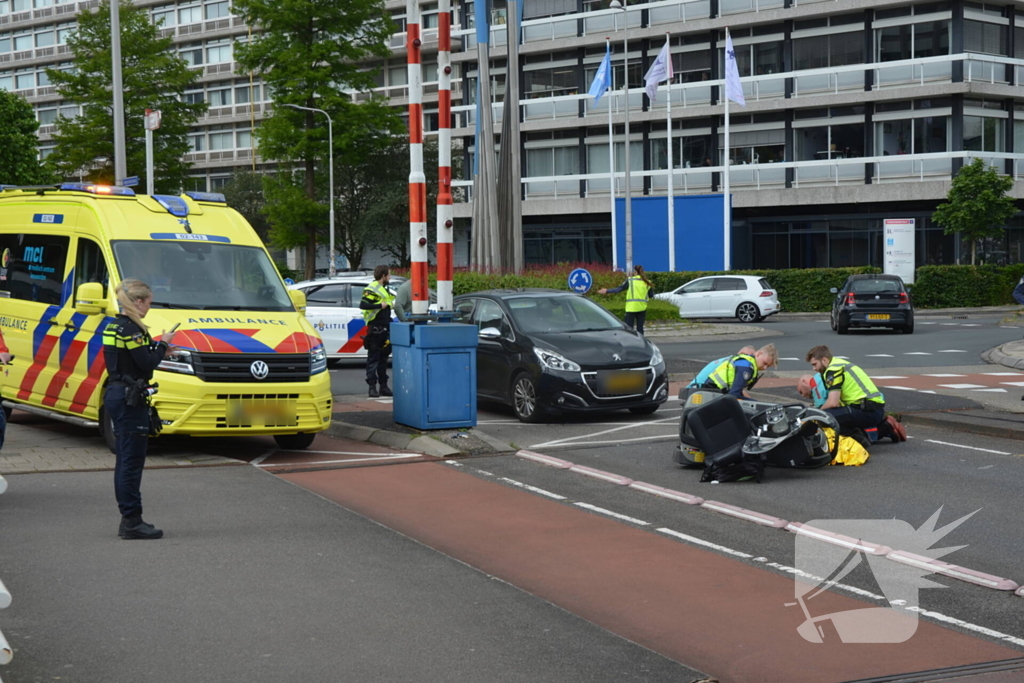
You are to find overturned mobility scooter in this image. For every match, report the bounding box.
[674,389,839,482]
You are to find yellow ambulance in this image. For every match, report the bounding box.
[0,183,332,451]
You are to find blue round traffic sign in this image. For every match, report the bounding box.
[284,278,295,285]
[567,268,593,294]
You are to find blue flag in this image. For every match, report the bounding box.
[588,46,612,107]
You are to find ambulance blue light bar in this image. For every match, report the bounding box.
[152,194,189,217]
[59,182,136,197]
[184,191,226,203]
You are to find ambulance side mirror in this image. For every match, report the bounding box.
[288,288,307,314]
[74,282,108,316]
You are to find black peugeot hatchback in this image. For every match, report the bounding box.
[452,289,669,422]
[830,274,914,334]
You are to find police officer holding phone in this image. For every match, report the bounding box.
[103,279,177,540]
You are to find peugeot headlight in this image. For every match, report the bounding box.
[534,347,580,373]
[310,346,327,375]
[650,344,664,367]
[158,348,194,375]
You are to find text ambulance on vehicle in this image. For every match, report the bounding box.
[0,183,332,451]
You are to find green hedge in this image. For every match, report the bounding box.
[388,263,1024,312]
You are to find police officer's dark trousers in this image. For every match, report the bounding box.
[364,324,391,388]
[825,404,886,435]
[105,383,151,519]
[624,311,647,335]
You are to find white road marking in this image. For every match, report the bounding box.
[575,503,649,526]
[937,384,986,389]
[879,386,919,391]
[906,606,1024,648]
[904,352,932,355]
[937,349,967,353]
[536,434,679,449]
[374,398,394,404]
[940,322,959,326]
[258,453,423,467]
[985,372,1024,376]
[250,450,277,466]
[919,390,937,394]
[924,439,1010,455]
[780,357,800,361]
[530,416,679,449]
[1000,381,1024,387]
[871,375,908,379]
[921,374,966,377]
[499,477,567,500]
[961,323,981,326]
[972,388,1008,393]
[866,354,894,357]
[657,528,753,558]
[292,449,420,456]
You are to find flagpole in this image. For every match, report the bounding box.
[666,33,675,272]
[607,38,618,271]
[723,29,731,272]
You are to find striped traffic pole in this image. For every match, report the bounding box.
[436,0,453,312]
[407,0,429,316]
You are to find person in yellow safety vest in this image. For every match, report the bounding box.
[688,345,756,388]
[703,343,778,398]
[598,265,654,335]
[805,344,906,444]
[359,265,396,398]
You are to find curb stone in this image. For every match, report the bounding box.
[325,419,511,458]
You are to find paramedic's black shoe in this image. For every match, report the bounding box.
[368,385,380,398]
[379,384,393,397]
[849,429,872,452]
[119,517,163,540]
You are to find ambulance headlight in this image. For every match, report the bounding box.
[310,347,327,375]
[158,348,194,375]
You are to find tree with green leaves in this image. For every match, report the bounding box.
[45,0,206,190]
[221,169,270,242]
[233,0,401,280]
[0,91,54,185]
[933,158,1018,265]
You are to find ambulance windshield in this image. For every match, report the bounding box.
[112,240,293,312]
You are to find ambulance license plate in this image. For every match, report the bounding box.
[227,400,296,426]
[601,371,646,395]
[867,314,890,320]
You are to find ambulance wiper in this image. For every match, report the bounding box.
[151,301,203,309]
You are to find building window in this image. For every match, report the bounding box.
[183,87,204,104]
[877,21,949,61]
[673,49,711,83]
[13,31,32,51]
[188,133,206,152]
[205,0,229,19]
[34,29,54,48]
[526,146,579,177]
[208,87,232,106]
[523,66,577,98]
[178,4,202,24]
[180,43,204,66]
[206,42,232,64]
[236,129,252,148]
[208,130,233,150]
[964,116,1004,151]
[964,20,1008,55]
[235,83,260,103]
[152,6,175,27]
[37,107,57,124]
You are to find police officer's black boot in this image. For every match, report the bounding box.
[119,516,164,540]
[368,383,379,398]
[379,384,393,397]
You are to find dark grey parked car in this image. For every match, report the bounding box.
[830,274,914,335]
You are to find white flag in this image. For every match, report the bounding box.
[724,31,745,107]
[644,39,674,103]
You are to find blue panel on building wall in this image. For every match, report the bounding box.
[426,351,473,423]
[614,194,726,272]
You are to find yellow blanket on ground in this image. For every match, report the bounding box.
[823,428,870,466]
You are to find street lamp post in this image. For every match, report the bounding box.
[609,0,632,273]
[283,103,336,278]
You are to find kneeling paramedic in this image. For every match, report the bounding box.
[360,265,395,398]
[805,345,906,444]
[702,344,778,398]
[103,279,177,540]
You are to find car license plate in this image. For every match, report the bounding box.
[227,400,296,426]
[867,314,891,320]
[602,371,646,394]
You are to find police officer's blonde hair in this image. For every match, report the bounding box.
[758,343,779,367]
[116,279,153,334]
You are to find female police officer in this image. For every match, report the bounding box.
[103,279,176,540]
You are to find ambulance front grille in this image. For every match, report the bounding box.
[193,352,311,383]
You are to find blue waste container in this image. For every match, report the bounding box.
[391,321,478,430]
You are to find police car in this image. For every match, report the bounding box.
[288,275,436,361]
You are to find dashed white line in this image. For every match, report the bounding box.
[924,439,1010,455]
[984,372,1024,376]
[937,383,986,389]
[922,374,967,377]
[866,354,894,357]
[871,375,908,380]
[879,385,919,391]
[937,349,967,353]
[575,502,649,526]
[657,528,753,558]
[1000,381,1024,387]
[905,352,933,355]
[972,388,1008,393]
[499,477,567,500]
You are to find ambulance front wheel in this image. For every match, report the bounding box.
[100,407,117,454]
[274,433,317,450]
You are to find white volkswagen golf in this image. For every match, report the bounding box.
[654,275,780,323]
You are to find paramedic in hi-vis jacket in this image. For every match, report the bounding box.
[805,345,906,444]
[360,265,395,398]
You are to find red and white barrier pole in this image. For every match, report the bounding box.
[407,0,429,316]
[436,0,453,312]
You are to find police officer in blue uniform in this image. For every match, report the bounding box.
[103,279,176,540]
